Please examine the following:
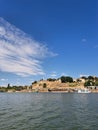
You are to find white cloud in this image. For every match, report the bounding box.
[0,17,57,77]
[50,71,57,77]
[0,78,8,81]
[79,74,88,77]
[94,45,98,48]
[61,73,68,76]
[81,38,87,42]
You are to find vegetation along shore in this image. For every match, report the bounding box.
[0,75,98,93]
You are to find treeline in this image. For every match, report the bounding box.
[83,76,98,87]
[46,75,98,87]
[32,75,98,86]
[0,84,29,92]
[1,75,98,92]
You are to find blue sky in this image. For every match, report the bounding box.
[0,0,98,86]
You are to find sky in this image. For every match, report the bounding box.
[0,0,98,86]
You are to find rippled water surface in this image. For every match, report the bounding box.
[0,93,98,130]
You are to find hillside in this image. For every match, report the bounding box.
[31,80,85,92]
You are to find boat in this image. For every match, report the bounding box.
[77,88,91,93]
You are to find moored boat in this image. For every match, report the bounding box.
[77,88,91,93]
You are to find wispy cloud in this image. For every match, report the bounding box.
[81,38,87,42]
[0,78,8,81]
[94,45,98,48]
[0,17,57,77]
[61,73,68,76]
[79,74,89,77]
[50,71,57,78]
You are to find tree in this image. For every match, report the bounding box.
[81,76,87,80]
[61,76,73,83]
[47,78,56,81]
[43,83,47,88]
[95,81,98,86]
[61,76,66,83]
[66,76,73,82]
[84,80,95,87]
[32,81,37,85]
[7,83,11,89]
[88,76,94,81]
[94,77,98,81]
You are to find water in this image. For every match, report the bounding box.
[0,93,98,130]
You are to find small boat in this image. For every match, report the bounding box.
[77,89,91,93]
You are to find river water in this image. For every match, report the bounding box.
[0,92,98,130]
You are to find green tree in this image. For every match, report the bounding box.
[7,83,11,89]
[61,76,73,83]
[47,78,56,81]
[66,76,73,82]
[95,81,98,86]
[84,80,95,87]
[61,76,66,83]
[95,77,98,81]
[43,83,47,88]
[88,76,94,81]
[81,76,87,80]
[32,81,37,85]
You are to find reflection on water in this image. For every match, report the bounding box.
[0,93,98,130]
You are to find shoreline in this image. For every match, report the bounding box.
[4,89,98,93]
